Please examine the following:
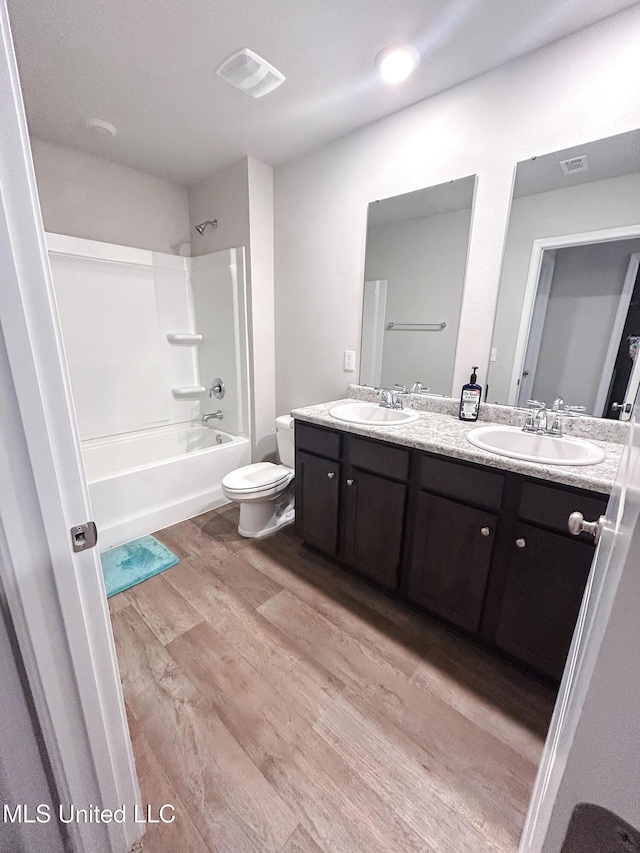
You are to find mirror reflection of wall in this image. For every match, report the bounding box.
[360,175,476,395]
[487,129,640,418]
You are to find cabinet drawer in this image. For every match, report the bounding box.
[519,483,607,537]
[420,455,504,511]
[349,436,410,481]
[295,421,341,460]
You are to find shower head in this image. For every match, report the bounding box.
[195,219,218,235]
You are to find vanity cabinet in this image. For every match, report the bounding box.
[495,523,594,679]
[295,450,341,557]
[295,423,408,588]
[408,492,497,632]
[407,456,505,632]
[342,438,409,589]
[494,482,607,678]
[294,420,608,680]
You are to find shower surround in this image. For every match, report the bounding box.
[47,233,250,549]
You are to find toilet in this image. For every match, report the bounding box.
[221,415,295,538]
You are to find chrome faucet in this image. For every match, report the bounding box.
[522,400,547,433]
[202,411,224,423]
[534,404,548,433]
[377,387,405,409]
[522,398,586,436]
[378,388,393,408]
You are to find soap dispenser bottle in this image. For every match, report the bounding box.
[459,366,482,422]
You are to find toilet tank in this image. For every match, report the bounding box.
[275,415,295,469]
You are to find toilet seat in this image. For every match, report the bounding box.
[222,462,292,496]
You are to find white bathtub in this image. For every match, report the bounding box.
[82,423,250,550]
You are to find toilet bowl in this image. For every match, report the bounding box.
[221,415,295,538]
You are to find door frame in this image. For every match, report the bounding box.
[360,279,388,387]
[516,249,556,406]
[593,251,640,416]
[508,225,640,407]
[596,251,640,419]
[0,5,141,852]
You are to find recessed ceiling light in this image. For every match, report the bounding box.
[82,118,118,138]
[376,44,420,84]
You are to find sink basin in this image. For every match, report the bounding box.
[466,425,605,466]
[329,402,419,426]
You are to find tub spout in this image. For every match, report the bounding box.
[202,411,223,423]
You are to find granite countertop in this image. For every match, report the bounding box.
[291,395,626,495]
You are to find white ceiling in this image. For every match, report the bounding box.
[7,0,639,186]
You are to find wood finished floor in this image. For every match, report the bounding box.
[108,505,557,853]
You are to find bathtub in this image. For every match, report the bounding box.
[82,423,251,550]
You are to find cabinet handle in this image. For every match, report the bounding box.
[346,478,354,486]
[481,527,490,536]
[516,538,526,548]
[327,472,335,479]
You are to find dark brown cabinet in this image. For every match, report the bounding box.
[295,450,340,557]
[408,492,497,632]
[295,424,408,587]
[495,523,596,679]
[343,469,406,589]
[295,419,608,680]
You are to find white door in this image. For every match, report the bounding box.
[521,396,640,850]
[0,5,141,852]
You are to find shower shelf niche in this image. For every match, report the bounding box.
[166,332,203,345]
[171,385,206,399]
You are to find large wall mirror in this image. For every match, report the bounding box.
[360,175,477,395]
[487,129,640,419]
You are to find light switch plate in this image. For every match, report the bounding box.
[490,347,497,362]
[344,350,355,372]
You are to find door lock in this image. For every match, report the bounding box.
[71,521,98,552]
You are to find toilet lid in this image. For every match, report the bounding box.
[222,462,292,493]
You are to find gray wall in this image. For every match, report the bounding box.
[30,137,191,254]
[189,157,276,458]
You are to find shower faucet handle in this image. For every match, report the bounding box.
[209,378,225,399]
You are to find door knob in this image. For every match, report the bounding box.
[346,478,354,486]
[481,527,490,536]
[327,472,335,479]
[516,538,526,548]
[611,402,632,413]
[568,512,606,545]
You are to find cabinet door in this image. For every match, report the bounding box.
[343,469,406,589]
[295,451,340,557]
[407,492,497,632]
[496,523,594,679]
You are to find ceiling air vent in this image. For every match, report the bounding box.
[559,155,590,176]
[216,48,285,99]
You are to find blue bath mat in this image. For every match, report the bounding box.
[101,535,179,598]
